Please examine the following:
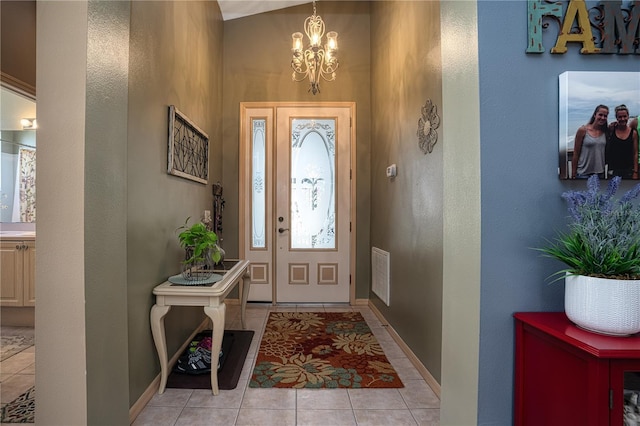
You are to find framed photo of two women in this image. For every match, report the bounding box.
[559,71,640,180]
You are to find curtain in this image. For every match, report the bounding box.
[11,148,36,222]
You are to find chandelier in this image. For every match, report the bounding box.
[291,1,339,95]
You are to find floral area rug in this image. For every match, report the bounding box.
[250,311,403,389]
[1,327,35,361]
[0,386,34,423]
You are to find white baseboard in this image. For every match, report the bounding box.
[368,301,441,398]
[129,374,160,424]
[354,298,369,306]
[129,318,210,424]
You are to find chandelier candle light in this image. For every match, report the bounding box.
[291,0,338,95]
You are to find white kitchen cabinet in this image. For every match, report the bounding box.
[1,239,35,307]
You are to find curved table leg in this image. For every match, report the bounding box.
[150,304,172,394]
[240,273,250,329]
[204,303,226,395]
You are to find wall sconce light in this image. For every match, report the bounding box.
[291,0,339,95]
[20,118,37,130]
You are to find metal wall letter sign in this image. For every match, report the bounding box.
[527,0,640,54]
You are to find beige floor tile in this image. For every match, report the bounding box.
[352,308,379,321]
[131,406,183,426]
[22,346,35,354]
[175,407,238,425]
[246,334,261,358]
[235,408,296,426]
[185,387,245,409]
[378,341,408,360]
[0,373,34,404]
[226,319,244,329]
[347,388,408,410]
[399,380,440,409]
[359,314,380,322]
[245,317,267,333]
[225,312,240,324]
[297,409,357,425]
[0,353,35,375]
[367,322,387,332]
[295,304,325,312]
[324,307,355,313]
[245,305,270,318]
[241,387,296,409]
[353,409,418,425]
[239,356,256,383]
[269,305,297,312]
[146,388,192,407]
[390,357,424,382]
[323,303,352,309]
[297,388,352,410]
[0,373,16,383]
[18,362,35,375]
[411,408,440,425]
[369,326,392,339]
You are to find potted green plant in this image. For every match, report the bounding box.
[539,175,640,335]
[177,217,222,281]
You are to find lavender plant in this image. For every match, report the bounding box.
[540,175,640,280]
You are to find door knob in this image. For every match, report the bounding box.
[278,227,289,233]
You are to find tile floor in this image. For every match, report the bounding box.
[133,304,440,426]
[0,339,35,426]
[0,304,440,425]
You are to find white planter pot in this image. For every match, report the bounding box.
[565,274,640,336]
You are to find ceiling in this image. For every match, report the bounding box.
[0,1,307,131]
[218,0,310,21]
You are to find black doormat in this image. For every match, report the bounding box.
[166,329,254,390]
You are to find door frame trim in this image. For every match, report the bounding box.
[239,101,356,305]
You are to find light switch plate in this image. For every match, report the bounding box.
[386,164,397,178]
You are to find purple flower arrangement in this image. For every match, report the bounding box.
[540,175,640,280]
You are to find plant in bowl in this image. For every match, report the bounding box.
[177,217,222,280]
[539,175,640,335]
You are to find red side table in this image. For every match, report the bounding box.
[514,312,640,426]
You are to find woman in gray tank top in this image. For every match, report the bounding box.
[571,104,609,179]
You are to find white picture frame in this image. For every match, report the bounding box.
[559,71,640,179]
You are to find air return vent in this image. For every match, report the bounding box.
[371,247,390,306]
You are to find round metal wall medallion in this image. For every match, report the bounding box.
[417,99,440,154]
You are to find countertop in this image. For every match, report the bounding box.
[0,231,36,240]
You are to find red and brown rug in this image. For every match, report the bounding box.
[249,311,403,389]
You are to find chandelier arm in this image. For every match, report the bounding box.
[290,0,338,94]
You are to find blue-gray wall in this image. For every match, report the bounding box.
[477,2,638,424]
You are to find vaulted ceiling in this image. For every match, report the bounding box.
[217,0,309,21]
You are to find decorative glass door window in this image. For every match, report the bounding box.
[290,118,336,249]
[251,119,266,249]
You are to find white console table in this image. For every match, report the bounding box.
[150,259,250,395]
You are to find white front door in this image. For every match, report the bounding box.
[240,103,354,303]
